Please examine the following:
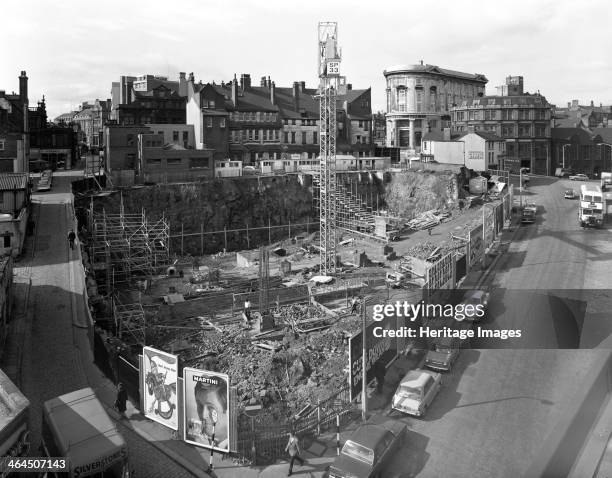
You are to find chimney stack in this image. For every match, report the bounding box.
[19,70,28,103]
[293,82,300,110]
[260,76,267,87]
[347,84,352,91]
[267,76,271,88]
[232,74,238,106]
[270,81,276,105]
[591,100,594,107]
[179,72,187,97]
[240,74,251,90]
[299,81,305,92]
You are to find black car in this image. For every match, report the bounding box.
[328,421,407,478]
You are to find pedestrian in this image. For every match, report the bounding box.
[428,226,433,236]
[114,382,128,418]
[285,429,305,476]
[350,296,358,314]
[67,229,76,250]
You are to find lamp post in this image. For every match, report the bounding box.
[562,143,571,170]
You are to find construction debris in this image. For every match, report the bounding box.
[405,209,452,230]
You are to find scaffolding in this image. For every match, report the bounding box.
[89,195,170,295]
[113,297,146,346]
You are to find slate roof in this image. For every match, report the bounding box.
[0,173,28,190]
[456,95,550,108]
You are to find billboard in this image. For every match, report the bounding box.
[183,368,230,453]
[142,347,178,430]
[348,314,398,401]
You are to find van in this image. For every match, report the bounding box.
[385,271,406,288]
[41,388,131,477]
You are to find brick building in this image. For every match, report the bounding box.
[186,72,374,165]
[450,76,553,174]
[0,71,30,173]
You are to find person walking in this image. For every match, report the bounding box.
[67,229,76,250]
[244,298,252,321]
[114,382,128,418]
[285,430,305,476]
[350,296,359,314]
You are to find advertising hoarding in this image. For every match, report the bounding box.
[348,314,398,401]
[142,346,178,430]
[183,368,230,453]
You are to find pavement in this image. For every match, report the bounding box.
[0,173,524,478]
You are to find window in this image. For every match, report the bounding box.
[356,135,361,143]
[397,88,406,112]
[167,157,182,165]
[488,99,496,105]
[292,119,296,125]
[206,117,213,128]
[313,131,317,144]
[189,157,209,169]
[484,110,495,121]
[291,132,296,144]
[518,124,531,137]
[173,131,179,141]
[284,132,289,143]
[147,158,161,165]
[0,140,5,150]
[302,132,306,144]
[502,124,514,137]
[358,120,363,128]
[501,109,512,120]
[535,124,546,137]
[207,100,215,108]
[254,129,259,140]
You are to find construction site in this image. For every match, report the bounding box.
[72,24,513,432]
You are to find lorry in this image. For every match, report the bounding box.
[41,387,131,478]
[521,203,537,224]
[0,368,30,459]
[579,184,604,228]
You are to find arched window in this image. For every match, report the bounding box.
[397,87,407,112]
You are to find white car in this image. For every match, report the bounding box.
[391,369,442,417]
[569,174,589,181]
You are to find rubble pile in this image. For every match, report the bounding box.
[403,241,454,261]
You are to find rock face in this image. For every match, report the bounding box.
[77,170,460,254]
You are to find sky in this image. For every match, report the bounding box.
[3,0,612,120]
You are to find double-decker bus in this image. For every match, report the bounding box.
[579,183,604,228]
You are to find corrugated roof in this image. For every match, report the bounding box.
[0,173,28,191]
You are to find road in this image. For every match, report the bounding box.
[358,176,609,477]
[18,172,197,478]
[483,176,612,347]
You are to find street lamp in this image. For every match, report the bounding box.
[561,143,571,170]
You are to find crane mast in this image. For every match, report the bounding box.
[317,22,346,276]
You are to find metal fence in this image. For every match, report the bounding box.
[235,385,352,465]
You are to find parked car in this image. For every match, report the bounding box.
[564,189,576,199]
[424,337,461,372]
[327,421,407,478]
[391,369,442,417]
[569,174,589,181]
[459,290,490,321]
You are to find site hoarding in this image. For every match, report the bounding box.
[183,368,231,453]
[348,313,399,402]
[469,222,484,268]
[142,346,179,430]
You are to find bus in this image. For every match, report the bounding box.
[41,388,130,478]
[579,184,604,228]
[0,368,30,461]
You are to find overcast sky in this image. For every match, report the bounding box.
[3,0,612,119]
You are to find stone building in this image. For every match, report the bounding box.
[383,62,487,158]
[450,76,553,174]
